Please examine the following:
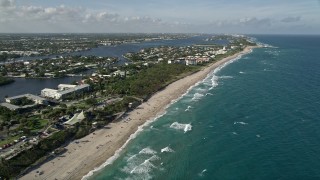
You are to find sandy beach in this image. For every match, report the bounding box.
[21,46,255,180]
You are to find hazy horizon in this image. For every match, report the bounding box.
[0,0,319,34]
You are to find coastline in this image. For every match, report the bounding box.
[0,78,14,86]
[20,46,257,180]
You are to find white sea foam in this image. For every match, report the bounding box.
[188,49,249,100]
[139,147,157,155]
[122,148,160,179]
[185,105,193,111]
[81,113,166,180]
[192,93,204,101]
[198,169,207,177]
[206,92,213,96]
[219,76,233,79]
[195,87,207,92]
[234,121,248,125]
[122,154,160,180]
[213,56,242,74]
[129,155,160,174]
[127,154,138,162]
[259,43,277,48]
[82,43,256,180]
[208,75,219,90]
[130,160,155,174]
[161,146,175,153]
[239,71,245,74]
[170,122,192,133]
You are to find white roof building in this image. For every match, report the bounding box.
[58,84,77,91]
[5,94,47,105]
[41,84,90,100]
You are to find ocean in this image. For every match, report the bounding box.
[88,35,320,180]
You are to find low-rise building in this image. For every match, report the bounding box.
[5,94,47,105]
[185,56,197,65]
[41,84,90,100]
[1,94,48,111]
[58,84,77,91]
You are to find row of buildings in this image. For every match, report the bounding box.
[1,84,90,111]
[168,56,211,66]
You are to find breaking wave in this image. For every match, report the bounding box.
[192,93,204,101]
[198,169,207,177]
[185,105,193,112]
[161,146,175,153]
[121,147,161,180]
[234,121,248,125]
[139,147,157,155]
[170,122,192,133]
[82,41,255,180]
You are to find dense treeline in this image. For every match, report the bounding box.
[0,106,17,125]
[0,76,14,86]
[11,97,35,106]
[105,63,199,99]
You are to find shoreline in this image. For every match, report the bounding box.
[21,46,257,180]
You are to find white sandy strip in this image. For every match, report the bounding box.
[21,46,256,180]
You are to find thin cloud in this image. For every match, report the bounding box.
[0,0,318,34]
[281,16,301,23]
[0,0,14,8]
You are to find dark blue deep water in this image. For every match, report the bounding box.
[87,35,320,180]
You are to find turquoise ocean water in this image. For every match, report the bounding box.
[88,35,320,180]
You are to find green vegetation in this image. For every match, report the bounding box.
[103,96,139,115]
[104,63,200,99]
[0,35,255,179]
[11,97,35,106]
[0,76,14,86]
[0,135,20,147]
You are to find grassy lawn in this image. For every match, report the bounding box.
[0,117,49,147]
[0,135,20,147]
[28,117,49,134]
[74,102,91,110]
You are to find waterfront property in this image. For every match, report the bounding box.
[57,84,77,90]
[0,93,48,111]
[41,84,90,100]
[5,94,47,105]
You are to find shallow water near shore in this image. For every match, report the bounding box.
[88,35,320,180]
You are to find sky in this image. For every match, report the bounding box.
[0,0,319,34]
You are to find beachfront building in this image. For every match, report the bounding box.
[185,56,197,65]
[215,49,227,55]
[196,57,210,64]
[41,84,90,100]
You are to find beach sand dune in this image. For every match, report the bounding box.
[21,46,255,180]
